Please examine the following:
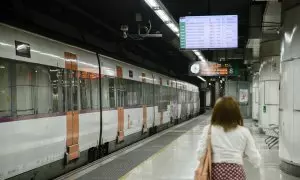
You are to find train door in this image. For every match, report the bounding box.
[64,52,80,163]
[116,66,125,143]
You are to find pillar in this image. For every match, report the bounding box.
[279,3,300,177]
[258,40,280,132]
[252,73,259,120]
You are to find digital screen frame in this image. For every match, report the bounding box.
[180,15,238,50]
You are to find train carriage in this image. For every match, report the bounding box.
[0,23,201,180]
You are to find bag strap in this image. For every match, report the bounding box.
[207,125,212,179]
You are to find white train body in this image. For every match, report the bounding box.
[0,23,200,180]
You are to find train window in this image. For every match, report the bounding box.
[141,82,146,106]
[101,77,108,109]
[141,82,146,105]
[123,79,129,107]
[91,73,99,110]
[132,81,138,106]
[34,65,52,114]
[49,68,64,113]
[125,79,132,107]
[0,59,11,117]
[80,72,92,110]
[180,90,183,104]
[15,63,58,115]
[65,70,72,111]
[172,88,177,103]
[154,84,159,106]
[158,86,167,111]
[64,70,79,111]
[134,81,138,106]
[146,83,154,106]
[108,78,115,108]
[0,59,67,117]
[149,83,154,106]
[73,71,80,111]
[178,90,182,104]
[115,78,125,107]
[101,77,110,109]
[179,90,185,104]
[101,76,115,109]
[132,80,138,107]
[124,79,143,108]
[15,63,35,115]
[185,91,188,103]
[192,92,195,103]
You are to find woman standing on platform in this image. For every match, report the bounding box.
[196,97,261,180]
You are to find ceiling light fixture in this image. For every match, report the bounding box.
[197,76,206,82]
[167,23,179,33]
[193,50,205,61]
[193,50,201,56]
[155,10,170,22]
[144,0,159,8]
[144,0,206,62]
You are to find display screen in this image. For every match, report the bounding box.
[180,15,238,49]
[189,61,239,77]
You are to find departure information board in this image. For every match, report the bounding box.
[180,15,238,49]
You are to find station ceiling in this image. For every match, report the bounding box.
[0,0,267,85]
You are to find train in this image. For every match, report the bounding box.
[0,23,201,180]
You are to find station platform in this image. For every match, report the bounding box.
[55,114,300,180]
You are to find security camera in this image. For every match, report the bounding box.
[121,25,129,39]
[121,25,128,32]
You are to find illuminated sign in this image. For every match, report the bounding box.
[189,61,238,77]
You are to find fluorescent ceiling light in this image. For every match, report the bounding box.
[144,0,206,63]
[197,76,206,82]
[144,0,159,8]
[155,10,170,22]
[167,23,179,33]
[193,51,201,56]
[199,56,206,61]
[193,50,205,61]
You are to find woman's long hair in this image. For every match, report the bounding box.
[211,96,244,132]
